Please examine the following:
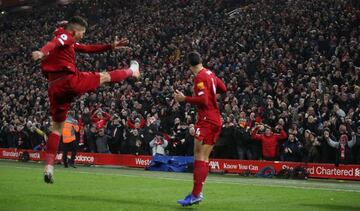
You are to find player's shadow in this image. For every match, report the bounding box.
[34,193,193,209]
[301,204,360,211]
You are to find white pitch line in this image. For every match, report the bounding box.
[1,163,360,193]
[73,171,360,193]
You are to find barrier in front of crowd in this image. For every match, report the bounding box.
[1,148,359,181]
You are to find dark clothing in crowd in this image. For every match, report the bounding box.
[0,0,359,164]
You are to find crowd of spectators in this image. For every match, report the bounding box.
[0,0,359,165]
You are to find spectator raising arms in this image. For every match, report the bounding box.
[149,132,168,156]
[251,124,288,160]
[0,0,359,167]
[91,108,111,130]
[280,132,303,162]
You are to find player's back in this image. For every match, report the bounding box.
[193,68,223,126]
[41,27,77,74]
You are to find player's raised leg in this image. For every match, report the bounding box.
[99,60,140,85]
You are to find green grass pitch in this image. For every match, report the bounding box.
[0,160,360,211]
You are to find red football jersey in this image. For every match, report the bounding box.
[40,27,112,74]
[185,68,227,126]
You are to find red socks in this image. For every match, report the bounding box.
[108,68,132,82]
[192,160,209,197]
[45,132,61,166]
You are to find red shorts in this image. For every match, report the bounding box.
[48,71,100,122]
[194,121,222,145]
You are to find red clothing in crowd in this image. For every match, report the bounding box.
[251,128,288,159]
[127,118,145,129]
[91,112,111,129]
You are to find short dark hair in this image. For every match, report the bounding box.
[187,51,202,66]
[67,16,88,28]
[68,110,75,117]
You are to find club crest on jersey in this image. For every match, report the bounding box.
[197,82,205,90]
[60,34,68,40]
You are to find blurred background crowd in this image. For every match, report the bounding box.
[0,0,359,165]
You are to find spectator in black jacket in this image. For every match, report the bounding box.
[0,0,359,164]
[128,129,146,155]
[280,132,303,162]
[183,124,195,156]
[5,125,17,148]
[352,125,360,164]
[85,125,98,153]
[303,130,321,162]
[172,122,189,156]
[107,116,124,154]
[319,129,337,163]
[234,121,252,160]
[16,125,30,149]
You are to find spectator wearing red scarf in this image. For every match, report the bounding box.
[91,108,111,129]
[324,127,357,165]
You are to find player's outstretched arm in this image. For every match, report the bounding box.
[184,94,208,106]
[32,32,74,61]
[32,37,62,61]
[75,43,112,53]
[174,90,208,106]
[75,36,130,53]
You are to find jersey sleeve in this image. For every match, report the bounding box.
[102,112,111,121]
[184,75,209,106]
[40,33,74,56]
[216,76,227,93]
[274,129,288,140]
[75,43,112,53]
[251,128,263,141]
[194,76,207,97]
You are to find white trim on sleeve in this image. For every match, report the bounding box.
[58,38,65,45]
